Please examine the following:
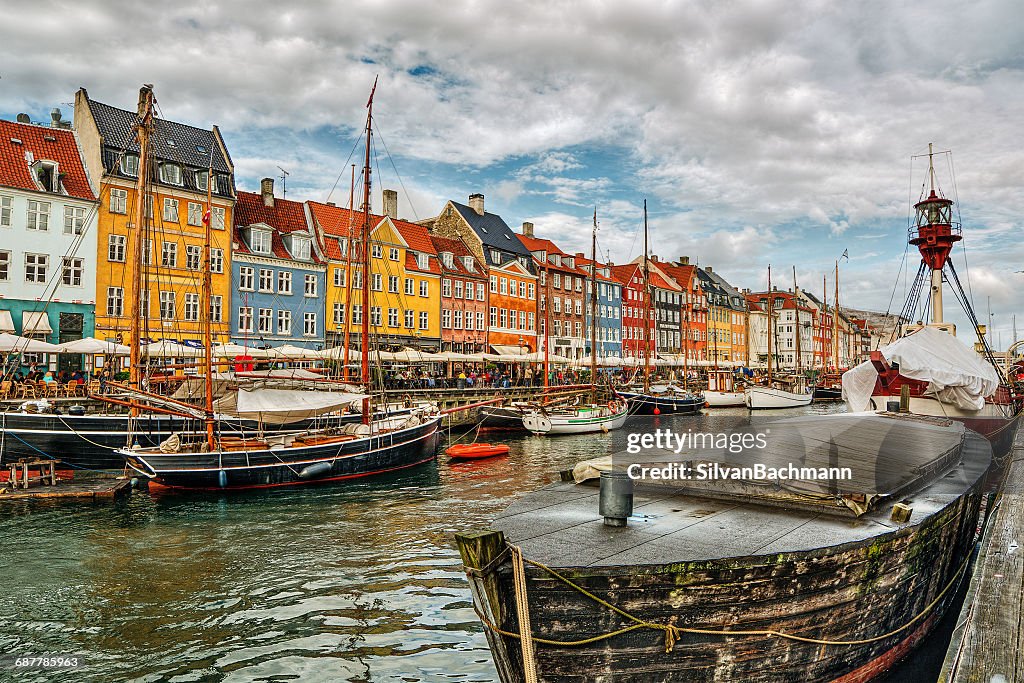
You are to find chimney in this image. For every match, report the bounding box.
[521,221,534,238]
[469,193,485,216]
[260,178,275,207]
[326,201,336,207]
[705,266,713,273]
[16,113,30,124]
[678,256,689,265]
[383,189,398,218]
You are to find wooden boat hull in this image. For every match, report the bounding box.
[745,386,814,409]
[460,429,991,683]
[813,386,843,401]
[618,391,704,415]
[704,391,746,407]
[523,407,629,435]
[478,406,529,431]
[120,416,441,490]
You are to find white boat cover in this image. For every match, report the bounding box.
[214,388,369,424]
[842,327,999,412]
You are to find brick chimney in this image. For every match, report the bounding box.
[650,255,659,263]
[521,221,534,238]
[261,178,274,207]
[705,266,713,273]
[383,189,398,218]
[468,193,485,216]
[678,256,690,265]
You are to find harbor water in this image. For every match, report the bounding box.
[0,403,959,682]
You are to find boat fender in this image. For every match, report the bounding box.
[217,470,228,488]
[298,462,332,479]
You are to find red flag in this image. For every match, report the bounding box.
[202,208,211,226]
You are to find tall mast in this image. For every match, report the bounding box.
[766,265,773,382]
[201,149,215,450]
[792,266,801,374]
[360,77,377,425]
[833,261,840,369]
[127,85,154,413]
[543,259,550,389]
[909,143,960,329]
[682,273,689,385]
[822,274,828,371]
[589,209,598,388]
[642,200,651,393]
[342,163,355,381]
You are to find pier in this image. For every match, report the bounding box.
[0,471,132,503]
[941,427,1024,682]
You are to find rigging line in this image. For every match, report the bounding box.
[325,130,365,205]
[373,123,421,221]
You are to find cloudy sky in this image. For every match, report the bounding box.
[2,0,1022,347]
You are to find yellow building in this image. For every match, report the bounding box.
[74,88,235,348]
[309,193,441,351]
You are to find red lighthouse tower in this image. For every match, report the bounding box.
[908,143,962,328]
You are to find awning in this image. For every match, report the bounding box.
[22,311,52,334]
[490,344,528,356]
[0,311,14,334]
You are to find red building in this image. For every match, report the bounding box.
[518,226,589,362]
[431,234,488,354]
[658,259,707,362]
[611,263,651,360]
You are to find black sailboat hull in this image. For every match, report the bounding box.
[123,417,441,490]
[617,391,704,415]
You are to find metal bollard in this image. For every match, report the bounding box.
[599,470,634,527]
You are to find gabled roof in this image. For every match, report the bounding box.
[430,235,486,278]
[518,234,589,277]
[234,191,320,263]
[491,258,536,278]
[659,262,699,290]
[572,254,618,284]
[448,201,533,264]
[610,263,642,287]
[0,120,96,201]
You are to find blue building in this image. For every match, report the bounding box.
[231,180,326,350]
[578,254,622,359]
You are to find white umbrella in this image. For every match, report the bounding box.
[0,332,60,354]
[599,355,624,366]
[54,336,131,355]
[142,340,203,358]
[318,346,358,361]
[268,344,322,360]
[213,342,274,359]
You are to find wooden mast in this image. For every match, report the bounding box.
[589,209,598,394]
[766,265,773,383]
[642,200,651,394]
[342,164,355,381]
[201,148,215,450]
[822,274,829,371]
[793,266,801,375]
[543,257,550,389]
[833,260,840,370]
[360,78,377,425]
[127,85,154,416]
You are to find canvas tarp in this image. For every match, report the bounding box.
[213,388,369,424]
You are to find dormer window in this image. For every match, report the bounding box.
[33,161,61,193]
[291,236,311,260]
[159,163,182,185]
[490,249,501,263]
[566,257,575,269]
[250,228,272,254]
[417,253,429,270]
[551,254,562,266]
[518,256,529,268]
[196,170,218,193]
[121,154,139,177]
[461,256,474,272]
[441,252,454,269]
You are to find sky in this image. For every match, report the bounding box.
[1,0,1022,348]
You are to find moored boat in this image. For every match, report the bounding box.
[703,368,745,407]
[457,412,989,682]
[447,443,511,460]
[522,400,628,435]
[617,387,704,415]
[745,379,814,409]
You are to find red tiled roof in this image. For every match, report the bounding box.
[610,263,642,287]
[430,235,486,278]
[572,254,617,284]
[660,263,699,290]
[518,234,590,277]
[0,120,96,201]
[234,191,320,263]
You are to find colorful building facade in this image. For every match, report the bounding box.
[431,234,488,354]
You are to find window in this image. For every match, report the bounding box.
[333,268,346,288]
[465,282,474,300]
[454,310,463,329]
[304,274,318,297]
[161,241,177,268]
[159,291,175,320]
[519,311,527,330]
[211,207,225,230]
[196,170,218,193]
[499,277,507,295]
[420,281,428,298]
[26,200,50,231]
[109,188,127,214]
[388,308,398,327]
[163,198,179,222]
[372,244,382,258]
[0,195,11,227]
[108,234,126,262]
[61,257,83,286]
[250,229,271,254]
[405,278,414,295]
[499,309,507,328]
[370,306,381,326]
[106,287,124,317]
[462,255,474,272]
[465,311,474,330]
[62,206,86,234]
[352,305,363,324]
[528,283,535,299]
[477,312,486,330]
[259,268,274,293]
[389,247,400,261]
[489,307,497,327]
[238,307,253,332]
[527,312,535,330]
[419,311,428,330]
[490,275,497,293]
[210,248,224,273]
[553,298,561,314]
[490,249,500,263]
[388,275,399,293]
[332,304,344,327]
[239,266,254,290]
[0,250,8,281]
[185,245,201,271]
[120,153,139,177]
[352,269,363,289]
[442,309,451,329]
[442,279,452,297]
[187,202,203,226]
[278,310,292,335]
[292,237,311,260]
[278,271,292,294]
[184,293,199,321]
[478,284,485,301]
[454,280,464,299]
[141,238,153,266]
[552,273,561,289]
[210,295,223,322]
[519,281,526,298]
[159,163,182,185]
[25,253,47,282]
[417,253,429,270]
[258,308,272,333]
[371,273,382,291]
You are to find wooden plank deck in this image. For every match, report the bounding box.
[941,425,1024,683]
[0,474,132,503]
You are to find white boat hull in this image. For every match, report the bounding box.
[745,386,814,410]
[523,406,629,435]
[704,391,746,408]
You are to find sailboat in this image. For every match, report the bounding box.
[703,287,745,407]
[118,82,441,489]
[522,210,629,435]
[842,143,1021,459]
[616,201,704,416]
[745,265,814,409]
[812,271,844,401]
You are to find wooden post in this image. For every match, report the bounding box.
[899,384,910,413]
[455,530,518,683]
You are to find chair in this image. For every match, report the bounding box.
[0,381,11,401]
[62,382,78,398]
[86,380,102,396]
[45,382,59,398]
[16,382,35,399]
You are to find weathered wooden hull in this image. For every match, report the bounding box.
[461,429,990,682]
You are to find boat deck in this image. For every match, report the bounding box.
[495,423,991,568]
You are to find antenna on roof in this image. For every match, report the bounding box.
[277,166,290,198]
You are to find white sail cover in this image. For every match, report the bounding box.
[214,388,369,424]
[842,327,999,412]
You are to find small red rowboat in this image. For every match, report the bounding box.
[446,443,511,460]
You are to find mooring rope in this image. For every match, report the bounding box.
[509,544,539,683]
[474,542,973,653]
